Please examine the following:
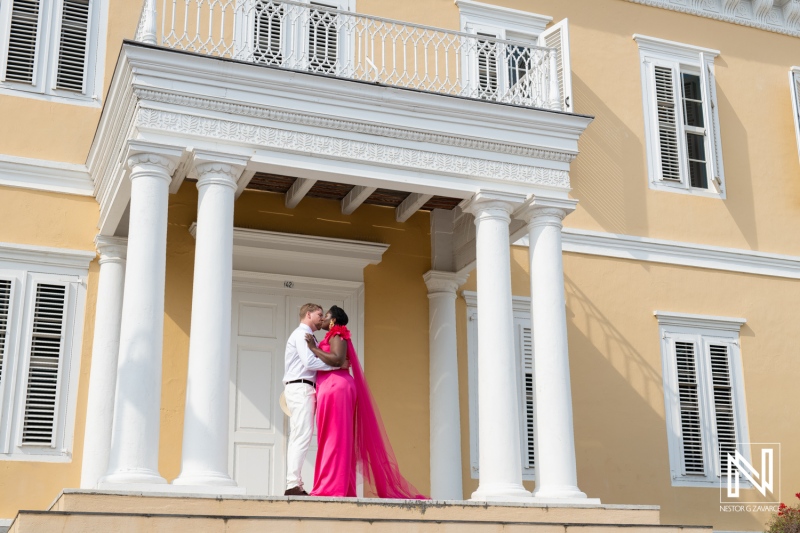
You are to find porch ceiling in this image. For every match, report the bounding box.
[240,173,462,211]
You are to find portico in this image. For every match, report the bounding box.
[81,21,593,501]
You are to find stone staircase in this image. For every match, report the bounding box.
[8,490,713,533]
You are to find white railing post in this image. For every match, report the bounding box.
[548,48,560,111]
[137,0,159,45]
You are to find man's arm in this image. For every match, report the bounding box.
[293,332,337,371]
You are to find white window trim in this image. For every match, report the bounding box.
[634,34,726,199]
[0,0,109,107]
[789,67,800,168]
[655,311,751,487]
[463,290,535,480]
[0,242,92,462]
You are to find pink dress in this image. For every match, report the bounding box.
[310,332,357,497]
[310,325,427,499]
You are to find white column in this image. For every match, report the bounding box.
[80,236,127,489]
[463,191,530,502]
[101,146,182,486]
[174,153,248,489]
[424,270,467,501]
[517,197,594,503]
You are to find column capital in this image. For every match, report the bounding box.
[423,270,467,295]
[188,151,250,190]
[515,196,578,225]
[461,190,526,221]
[94,235,127,265]
[125,141,185,178]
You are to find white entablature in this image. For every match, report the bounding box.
[87,42,591,236]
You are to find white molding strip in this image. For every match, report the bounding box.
[626,0,800,39]
[0,241,95,271]
[515,228,800,279]
[654,310,746,331]
[462,290,531,312]
[0,155,93,196]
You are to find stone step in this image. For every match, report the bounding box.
[50,489,665,525]
[9,509,713,533]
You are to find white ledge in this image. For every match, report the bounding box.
[0,155,94,196]
[0,241,95,270]
[654,311,746,332]
[633,34,720,59]
[514,228,800,279]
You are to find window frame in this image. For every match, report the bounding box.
[0,243,90,462]
[635,34,725,199]
[789,67,800,168]
[0,0,108,106]
[655,311,751,487]
[464,291,535,480]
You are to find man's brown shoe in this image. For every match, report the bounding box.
[284,486,309,496]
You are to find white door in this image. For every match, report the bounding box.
[229,290,349,495]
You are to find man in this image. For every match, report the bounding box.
[283,303,345,496]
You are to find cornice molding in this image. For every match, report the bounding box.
[626,0,800,38]
[559,228,800,279]
[133,88,578,163]
[137,108,571,189]
[455,0,552,36]
[0,155,93,196]
[654,310,746,332]
[0,241,95,271]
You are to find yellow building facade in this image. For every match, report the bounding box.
[0,0,797,531]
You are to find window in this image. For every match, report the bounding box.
[789,67,800,167]
[0,243,91,461]
[240,0,352,74]
[655,311,750,486]
[464,291,535,479]
[0,0,106,105]
[635,35,725,197]
[456,0,573,111]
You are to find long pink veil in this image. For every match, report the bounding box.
[332,325,427,499]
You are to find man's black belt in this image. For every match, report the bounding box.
[285,379,315,387]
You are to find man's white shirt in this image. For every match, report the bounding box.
[283,323,334,383]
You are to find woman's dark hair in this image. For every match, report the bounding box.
[328,305,349,326]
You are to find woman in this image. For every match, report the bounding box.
[306,306,426,499]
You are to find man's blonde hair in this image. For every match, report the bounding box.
[299,303,323,320]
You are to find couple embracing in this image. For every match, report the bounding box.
[283,303,426,499]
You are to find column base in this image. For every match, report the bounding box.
[99,469,167,486]
[470,483,532,502]
[533,485,592,500]
[173,470,239,488]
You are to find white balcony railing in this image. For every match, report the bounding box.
[134,0,564,110]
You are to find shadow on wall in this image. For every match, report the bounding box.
[569,74,648,236]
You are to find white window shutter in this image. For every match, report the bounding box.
[20,281,69,447]
[649,62,682,183]
[55,0,91,92]
[252,0,283,65]
[4,0,43,85]
[537,18,573,112]
[476,33,500,100]
[707,343,737,476]
[308,2,338,74]
[674,340,705,476]
[519,324,535,470]
[790,69,800,168]
[0,278,12,395]
[700,56,724,191]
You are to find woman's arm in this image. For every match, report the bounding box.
[305,334,349,368]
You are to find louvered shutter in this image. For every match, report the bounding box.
[252,0,283,65]
[537,19,573,112]
[308,2,338,74]
[699,57,723,190]
[708,343,737,476]
[55,0,91,92]
[674,340,705,476]
[0,279,12,396]
[476,33,499,100]
[519,323,535,471]
[4,0,43,84]
[20,282,68,447]
[650,63,682,183]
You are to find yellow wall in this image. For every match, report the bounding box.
[0,186,99,517]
